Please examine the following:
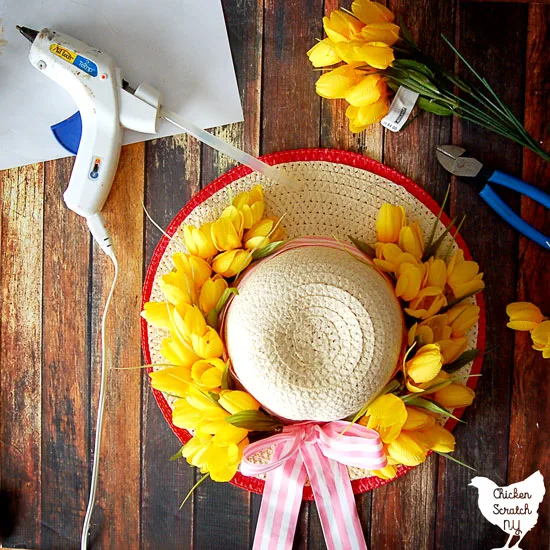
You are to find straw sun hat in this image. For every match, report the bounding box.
[141,148,485,498]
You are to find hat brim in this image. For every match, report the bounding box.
[141,148,486,499]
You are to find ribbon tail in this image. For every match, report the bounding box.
[301,444,368,550]
[252,440,307,550]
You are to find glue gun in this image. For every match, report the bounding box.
[18,26,301,257]
[17,26,162,256]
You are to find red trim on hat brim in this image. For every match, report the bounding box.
[141,148,486,500]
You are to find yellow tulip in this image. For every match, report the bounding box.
[183,223,218,259]
[410,424,455,453]
[387,432,427,466]
[408,322,434,347]
[345,74,385,107]
[351,0,395,25]
[211,216,242,252]
[172,253,212,289]
[361,393,407,443]
[437,337,468,364]
[446,303,480,337]
[395,263,423,301]
[233,184,264,207]
[160,336,200,368]
[424,258,447,290]
[323,10,364,43]
[506,302,545,331]
[371,464,397,480]
[418,314,452,343]
[398,222,424,260]
[406,343,443,384]
[191,327,225,359]
[359,22,400,45]
[141,301,173,329]
[199,276,228,316]
[345,96,389,132]
[149,366,192,398]
[316,64,364,99]
[243,217,283,250]
[406,369,451,395]
[218,390,261,414]
[180,433,248,482]
[375,203,406,243]
[159,271,194,306]
[446,250,485,299]
[181,434,213,471]
[307,37,342,67]
[353,41,395,70]
[405,286,447,320]
[191,358,226,390]
[173,304,207,343]
[531,320,550,358]
[373,243,420,274]
[433,383,475,408]
[212,249,252,278]
[402,407,436,431]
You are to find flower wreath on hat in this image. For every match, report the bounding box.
[140,150,485,547]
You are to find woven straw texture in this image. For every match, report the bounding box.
[225,243,404,421]
[143,151,483,495]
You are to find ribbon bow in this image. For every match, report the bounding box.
[241,421,387,550]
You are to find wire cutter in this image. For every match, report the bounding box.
[436,145,550,250]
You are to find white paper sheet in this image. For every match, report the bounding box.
[0,0,244,170]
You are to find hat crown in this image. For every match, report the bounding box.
[224,242,404,421]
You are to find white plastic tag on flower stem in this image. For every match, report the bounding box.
[381,86,419,132]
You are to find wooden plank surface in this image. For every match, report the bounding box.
[0,0,549,549]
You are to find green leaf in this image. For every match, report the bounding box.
[251,240,286,260]
[349,236,375,258]
[443,349,481,373]
[402,396,464,422]
[423,215,457,259]
[215,287,239,313]
[225,410,283,432]
[392,58,435,79]
[434,451,477,472]
[397,14,417,47]
[417,97,453,116]
[424,184,450,256]
[170,446,185,462]
[221,360,234,391]
[180,472,211,509]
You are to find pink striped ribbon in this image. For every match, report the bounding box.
[241,421,386,550]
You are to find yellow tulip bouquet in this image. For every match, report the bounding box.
[307,0,549,161]
[141,182,484,489]
[142,185,285,485]
[352,200,484,479]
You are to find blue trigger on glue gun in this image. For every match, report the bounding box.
[51,111,82,155]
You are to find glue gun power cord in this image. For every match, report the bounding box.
[81,214,118,549]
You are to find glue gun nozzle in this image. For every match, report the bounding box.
[16,25,39,43]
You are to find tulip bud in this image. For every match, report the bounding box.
[433,383,475,408]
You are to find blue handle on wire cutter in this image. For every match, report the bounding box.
[479,170,550,249]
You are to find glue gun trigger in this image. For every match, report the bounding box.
[51,111,82,155]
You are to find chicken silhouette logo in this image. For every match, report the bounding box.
[469,471,545,549]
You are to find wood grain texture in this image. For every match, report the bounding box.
[508,3,550,548]
[141,134,201,550]
[41,157,90,549]
[0,164,44,547]
[0,1,549,549]
[437,3,528,549]
[88,143,144,548]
